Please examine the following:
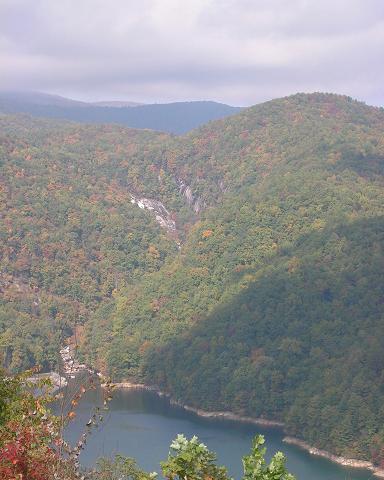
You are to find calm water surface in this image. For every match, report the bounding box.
[65,388,373,480]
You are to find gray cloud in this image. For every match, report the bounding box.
[1,0,383,105]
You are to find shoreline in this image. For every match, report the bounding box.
[283,437,384,478]
[107,382,283,427]
[28,371,67,393]
[109,381,384,478]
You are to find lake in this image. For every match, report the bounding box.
[65,387,374,479]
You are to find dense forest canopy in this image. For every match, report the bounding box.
[0,116,180,371]
[0,92,383,467]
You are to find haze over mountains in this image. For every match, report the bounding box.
[0,91,241,134]
[1,92,383,469]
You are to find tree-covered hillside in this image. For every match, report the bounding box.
[84,94,384,465]
[0,116,181,371]
[1,93,383,466]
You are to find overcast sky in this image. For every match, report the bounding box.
[1,0,384,106]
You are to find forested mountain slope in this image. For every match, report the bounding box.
[1,93,383,466]
[0,116,182,371]
[84,93,384,465]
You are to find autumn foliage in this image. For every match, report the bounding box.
[0,373,65,480]
[0,422,59,480]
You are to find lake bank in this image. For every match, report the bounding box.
[107,382,283,427]
[28,371,67,392]
[109,381,383,478]
[283,437,384,479]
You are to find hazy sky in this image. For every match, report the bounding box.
[1,0,384,106]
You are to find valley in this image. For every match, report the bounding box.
[1,92,383,473]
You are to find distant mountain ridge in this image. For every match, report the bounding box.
[0,91,89,107]
[91,100,145,107]
[0,91,241,134]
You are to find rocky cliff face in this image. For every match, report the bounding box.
[177,179,206,213]
[129,194,180,245]
[128,178,207,244]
